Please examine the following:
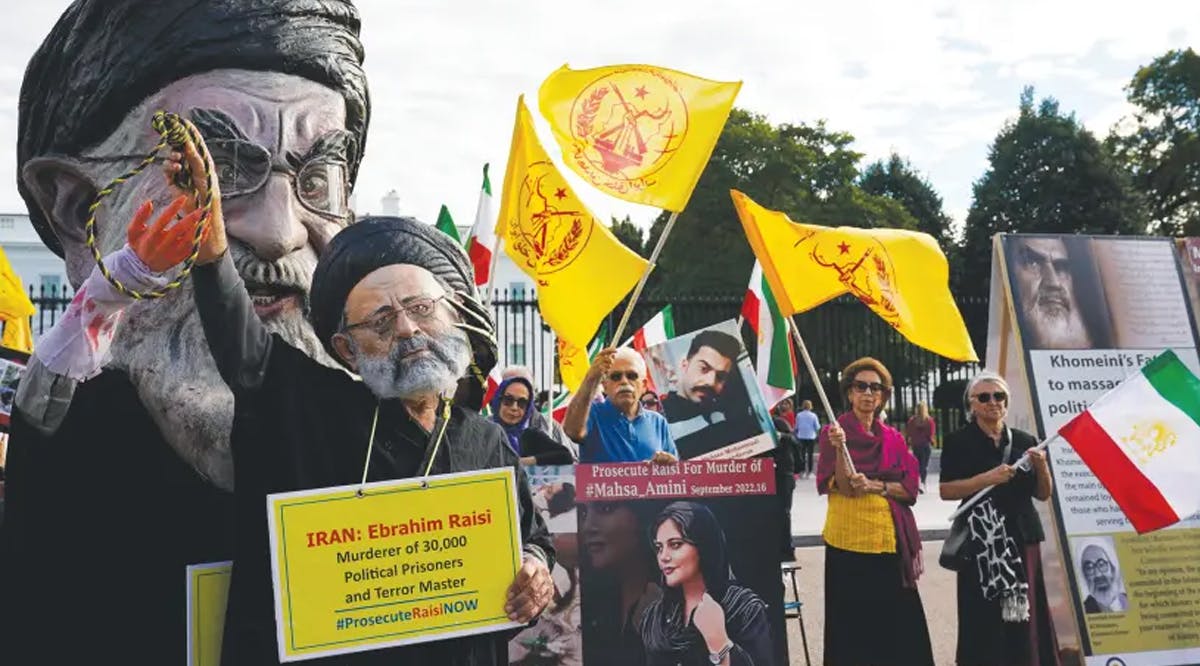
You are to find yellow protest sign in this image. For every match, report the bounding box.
[187,561,232,666]
[266,468,523,662]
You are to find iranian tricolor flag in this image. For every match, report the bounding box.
[1059,350,1200,534]
[465,163,497,287]
[740,261,796,410]
[623,305,676,352]
[620,306,675,394]
[549,391,571,424]
[480,364,504,415]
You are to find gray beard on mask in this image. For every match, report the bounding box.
[353,328,471,401]
[1025,287,1093,349]
[108,242,341,492]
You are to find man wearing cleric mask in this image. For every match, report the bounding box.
[0,1,368,661]
[158,131,554,664]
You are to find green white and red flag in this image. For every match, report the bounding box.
[465,164,496,287]
[1059,350,1200,534]
[740,261,796,410]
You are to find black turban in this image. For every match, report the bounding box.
[18,0,370,257]
[310,216,497,410]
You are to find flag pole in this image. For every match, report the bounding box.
[947,439,1051,520]
[546,327,557,416]
[611,210,680,344]
[787,319,856,475]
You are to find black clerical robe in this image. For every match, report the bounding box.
[0,368,236,663]
[193,254,555,666]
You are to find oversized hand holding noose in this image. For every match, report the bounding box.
[86,112,228,292]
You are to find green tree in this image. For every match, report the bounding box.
[860,153,954,247]
[610,215,645,256]
[642,109,918,298]
[1107,48,1200,236]
[960,87,1146,301]
[958,87,1146,359]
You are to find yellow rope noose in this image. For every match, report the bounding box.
[84,110,214,300]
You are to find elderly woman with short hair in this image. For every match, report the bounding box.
[818,357,933,665]
[940,371,1057,666]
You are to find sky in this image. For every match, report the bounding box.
[0,0,1196,242]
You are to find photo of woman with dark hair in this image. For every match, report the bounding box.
[580,500,662,666]
[639,501,774,666]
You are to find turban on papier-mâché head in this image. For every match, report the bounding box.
[18,0,370,257]
[309,217,497,411]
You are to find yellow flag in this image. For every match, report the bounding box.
[558,338,590,394]
[538,64,740,212]
[498,97,650,354]
[2,319,33,354]
[557,321,610,393]
[0,246,35,353]
[731,190,978,362]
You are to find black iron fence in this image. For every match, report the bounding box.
[485,288,987,445]
[27,285,74,335]
[21,286,987,444]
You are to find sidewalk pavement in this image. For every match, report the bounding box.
[790,469,957,546]
[783,540,958,665]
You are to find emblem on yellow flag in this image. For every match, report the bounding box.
[505,160,594,279]
[498,97,649,353]
[794,228,903,328]
[558,338,589,394]
[538,64,740,211]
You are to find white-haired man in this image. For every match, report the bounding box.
[563,347,677,463]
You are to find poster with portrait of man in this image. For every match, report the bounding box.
[1070,536,1128,616]
[639,319,777,460]
[0,347,30,431]
[987,233,1200,666]
[1004,235,1115,351]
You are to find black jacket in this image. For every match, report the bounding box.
[0,370,236,663]
[194,255,554,666]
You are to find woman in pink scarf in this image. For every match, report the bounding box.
[817,357,934,665]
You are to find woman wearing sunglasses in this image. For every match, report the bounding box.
[818,357,933,666]
[940,371,1056,666]
[489,376,574,466]
[640,391,663,413]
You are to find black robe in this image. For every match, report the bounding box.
[193,255,555,666]
[639,584,775,666]
[0,369,236,663]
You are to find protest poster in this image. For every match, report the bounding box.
[265,468,523,662]
[0,346,29,431]
[1175,238,1200,342]
[576,459,788,666]
[987,233,1200,666]
[509,465,582,666]
[187,561,233,666]
[640,319,778,459]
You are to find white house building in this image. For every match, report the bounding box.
[0,213,69,299]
